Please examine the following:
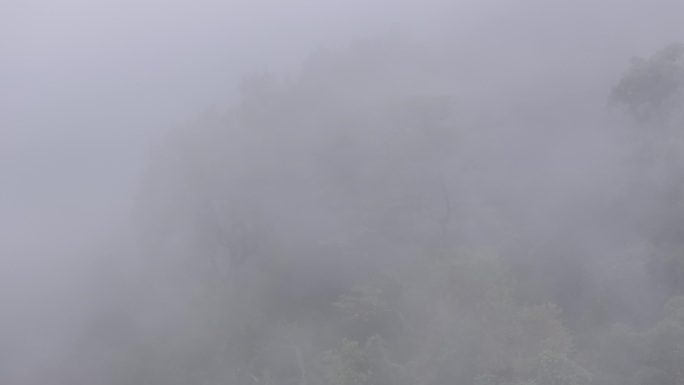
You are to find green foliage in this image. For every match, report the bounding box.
[330,248,578,385]
[534,351,592,385]
[322,336,401,385]
[590,296,684,385]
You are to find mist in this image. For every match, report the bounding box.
[3,0,684,383]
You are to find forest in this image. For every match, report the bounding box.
[11,22,684,385]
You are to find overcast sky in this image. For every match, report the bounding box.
[0,0,454,268]
[3,0,683,228]
[3,0,684,268]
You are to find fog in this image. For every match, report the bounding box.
[3,0,684,383]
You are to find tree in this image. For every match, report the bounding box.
[591,296,684,385]
[330,248,585,385]
[610,42,684,128]
[322,336,402,385]
[609,42,684,299]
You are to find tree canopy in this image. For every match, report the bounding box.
[42,34,684,385]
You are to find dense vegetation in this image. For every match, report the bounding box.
[63,36,684,384]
